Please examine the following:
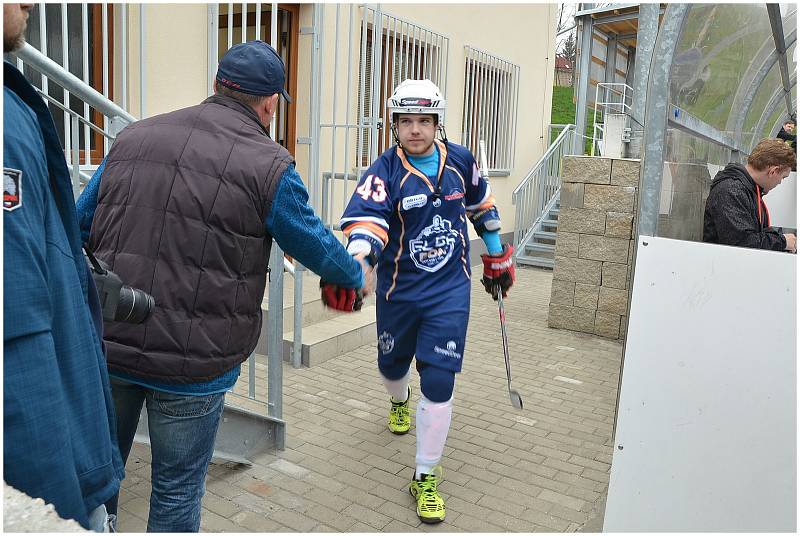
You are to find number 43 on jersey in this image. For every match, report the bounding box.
[356,174,387,203]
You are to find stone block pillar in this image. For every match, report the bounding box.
[548,156,640,339]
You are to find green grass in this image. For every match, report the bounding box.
[550,86,595,154]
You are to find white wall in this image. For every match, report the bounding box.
[605,236,796,531]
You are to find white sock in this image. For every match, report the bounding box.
[415,395,453,479]
[382,369,410,402]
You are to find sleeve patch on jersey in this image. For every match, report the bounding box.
[3,168,23,212]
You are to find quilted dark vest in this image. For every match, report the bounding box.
[89,95,292,383]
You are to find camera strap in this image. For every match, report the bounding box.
[82,243,108,275]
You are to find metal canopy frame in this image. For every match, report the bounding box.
[767,4,794,116]
[753,74,798,150]
[731,27,797,143]
[636,3,796,238]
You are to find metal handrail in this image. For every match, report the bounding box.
[513,124,575,196]
[16,42,136,126]
[592,82,632,156]
[511,124,576,253]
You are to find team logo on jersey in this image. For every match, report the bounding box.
[444,189,464,202]
[401,194,428,211]
[409,215,459,273]
[3,168,22,212]
[432,198,442,208]
[378,331,395,354]
[434,340,461,359]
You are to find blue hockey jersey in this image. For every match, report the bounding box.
[341,139,499,302]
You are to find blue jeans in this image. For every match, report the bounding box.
[106,378,225,532]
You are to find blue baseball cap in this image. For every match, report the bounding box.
[216,40,292,103]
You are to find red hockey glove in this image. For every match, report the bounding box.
[320,281,363,312]
[480,244,515,300]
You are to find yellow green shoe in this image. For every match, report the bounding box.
[388,386,411,434]
[409,466,445,523]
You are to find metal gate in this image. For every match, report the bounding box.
[307,4,449,229]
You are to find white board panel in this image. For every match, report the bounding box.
[763,171,797,229]
[604,236,796,532]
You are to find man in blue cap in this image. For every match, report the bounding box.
[76,40,372,531]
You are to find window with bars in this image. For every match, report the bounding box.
[18,3,115,164]
[358,11,448,166]
[462,46,520,174]
[216,3,298,155]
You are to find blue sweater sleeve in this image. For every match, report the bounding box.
[75,158,106,244]
[266,165,364,288]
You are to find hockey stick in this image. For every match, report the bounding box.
[478,139,523,410]
[495,284,524,410]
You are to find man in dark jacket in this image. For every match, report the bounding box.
[776,119,796,149]
[3,3,124,531]
[703,138,796,252]
[76,40,372,532]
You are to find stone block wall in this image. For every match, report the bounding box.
[548,156,640,339]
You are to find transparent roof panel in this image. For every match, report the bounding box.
[740,58,785,150]
[669,4,773,131]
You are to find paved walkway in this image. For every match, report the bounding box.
[116,267,623,532]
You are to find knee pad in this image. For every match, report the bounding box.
[378,355,413,380]
[416,362,455,402]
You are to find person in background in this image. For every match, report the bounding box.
[76,40,372,532]
[703,138,796,253]
[4,3,123,531]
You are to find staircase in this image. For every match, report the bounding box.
[254,270,377,368]
[516,200,560,268]
[512,124,576,270]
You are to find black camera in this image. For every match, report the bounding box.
[84,247,154,324]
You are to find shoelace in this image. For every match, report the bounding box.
[417,475,441,508]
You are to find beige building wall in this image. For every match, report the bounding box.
[116,4,209,119]
[379,3,557,241]
[117,4,557,249]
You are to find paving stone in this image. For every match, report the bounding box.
[200,510,244,532]
[342,503,392,530]
[548,304,596,332]
[231,510,284,532]
[558,208,607,235]
[270,508,319,532]
[610,158,640,186]
[583,184,635,213]
[555,231,581,257]
[579,234,630,263]
[598,286,629,315]
[553,255,602,285]
[601,262,628,290]
[203,493,242,519]
[560,182,585,209]
[605,211,633,238]
[562,156,612,185]
[116,267,622,534]
[538,488,587,512]
[573,283,599,309]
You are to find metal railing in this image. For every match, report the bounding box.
[14,16,290,458]
[511,124,576,253]
[591,82,632,156]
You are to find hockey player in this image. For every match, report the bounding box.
[338,79,515,523]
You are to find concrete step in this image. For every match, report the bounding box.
[533,230,557,245]
[282,305,377,367]
[540,218,559,230]
[515,254,555,269]
[524,242,555,259]
[261,271,375,337]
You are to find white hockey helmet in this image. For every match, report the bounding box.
[387,79,446,125]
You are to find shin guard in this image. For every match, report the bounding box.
[415,395,453,478]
